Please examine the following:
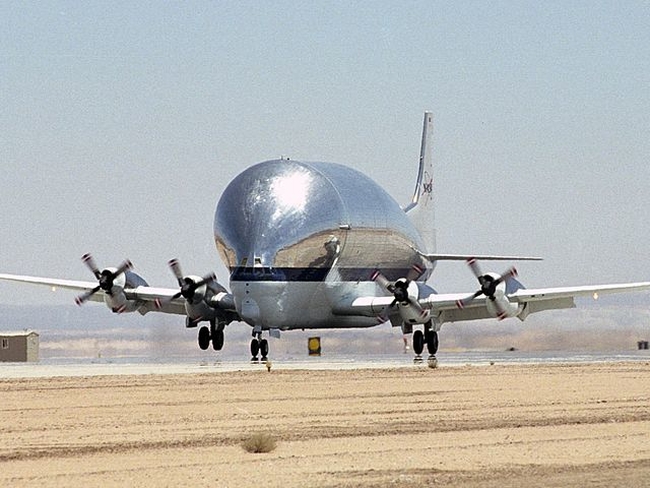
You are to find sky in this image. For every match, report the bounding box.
[1,1,649,308]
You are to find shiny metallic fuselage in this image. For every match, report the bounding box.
[214,159,431,330]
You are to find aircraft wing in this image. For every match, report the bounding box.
[509,282,650,302]
[0,273,188,315]
[343,281,650,324]
[0,273,106,304]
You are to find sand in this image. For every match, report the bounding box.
[1,362,649,487]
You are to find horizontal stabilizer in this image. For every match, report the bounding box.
[415,251,543,262]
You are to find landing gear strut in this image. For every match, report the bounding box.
[250,331,269,362]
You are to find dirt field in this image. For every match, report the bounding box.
[1,362,649,487]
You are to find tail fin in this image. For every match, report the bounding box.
[405,112,436,253]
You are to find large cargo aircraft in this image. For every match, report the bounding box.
[2,113,648,362]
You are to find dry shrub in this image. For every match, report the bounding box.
[242,433,277,453]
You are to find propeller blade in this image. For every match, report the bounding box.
[81,253,101,279]
[371,270,395,293]
[489,295,508,320]
[375,297,398,324]
[467,258,483,281]
[455,290,483,309]
[114,259,133,276]
[406,263,425,282]
[195,272,217,288]
[75,285,101,306]
[168,259,184,286]
[494,267,518,286]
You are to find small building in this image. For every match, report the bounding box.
[0,331,39,362]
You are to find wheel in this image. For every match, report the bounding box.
[426,330,439,355]
[198,326,211,350]
[259,339,269,359]
[250,338,260,358]
[212,329,224,351]
[412,330,424,356]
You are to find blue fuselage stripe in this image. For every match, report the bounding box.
[229,267,416,282]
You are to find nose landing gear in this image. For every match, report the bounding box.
[250,331,269,362]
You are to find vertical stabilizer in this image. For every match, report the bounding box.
[405,112,436,253]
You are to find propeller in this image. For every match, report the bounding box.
[372,264,428,321]
[155,259,216,309]
[75,253,133,306]
[455,258,517,318]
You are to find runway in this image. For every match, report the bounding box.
[1,350,649,378]
[1,361,649,487]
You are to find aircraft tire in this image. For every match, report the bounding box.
[198,326,211,350]
[212,329,224,351]
[250,338,260,358]
[413,330,424,356]
[426,330,439,355]
[260,339,269,359]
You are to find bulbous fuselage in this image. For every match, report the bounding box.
[213,159,430,329]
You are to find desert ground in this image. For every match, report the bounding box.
[1,362,649,487]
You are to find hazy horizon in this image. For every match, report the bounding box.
[1,300,648,361]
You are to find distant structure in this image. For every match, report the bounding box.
[0,331,39,362]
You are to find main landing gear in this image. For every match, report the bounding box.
[412,323,439,367]
[197,319,225,351]
[250,331,269,362]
